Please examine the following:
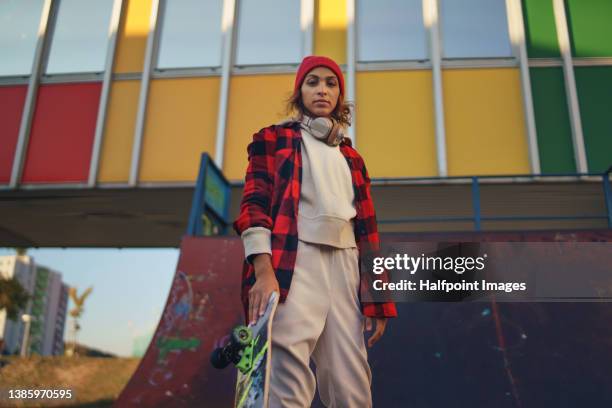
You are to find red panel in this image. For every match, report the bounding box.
[0,85,27,183]
[22,82,101,183]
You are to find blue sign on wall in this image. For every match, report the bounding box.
[187,153,231,236]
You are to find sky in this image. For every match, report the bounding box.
[0,247,179,357]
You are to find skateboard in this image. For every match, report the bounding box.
[210,291,279,408]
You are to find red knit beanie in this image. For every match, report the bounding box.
[294,55,345,96]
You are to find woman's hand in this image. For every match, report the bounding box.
[249,254,280,325]
[364,317,388,348]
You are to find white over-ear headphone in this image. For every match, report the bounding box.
[300,114,344,147]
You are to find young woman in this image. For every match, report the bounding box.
[233,55,397,407]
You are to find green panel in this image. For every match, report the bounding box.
[530,67,576,173]
[566,0,612,57]
[575,66,612,173]
[522,0,560,58]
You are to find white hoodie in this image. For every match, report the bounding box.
[241,124,357,262]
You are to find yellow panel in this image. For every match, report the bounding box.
[356,71,437,177]
[139,78,220,182]
[314,0,346,64]
[443,68,530,176]
[98,80,140,183]
[224,74,294,181]
[114,0,152,73]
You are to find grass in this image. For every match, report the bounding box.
[0,355,140,407]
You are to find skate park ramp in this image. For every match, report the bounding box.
[116,230,612,407]
[115,236,244,407]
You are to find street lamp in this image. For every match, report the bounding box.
[20,314,36,357]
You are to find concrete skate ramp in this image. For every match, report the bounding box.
[115,236,245,407]
[116,230,612,407]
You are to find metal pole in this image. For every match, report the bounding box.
[552,0,588,173]
[507,0,541,174]
[10,0,56,188]
[346,0,357,145]
[472,176,482,231]
[301,0,314,57]
[214,0,238,170]
[424,0,448,177]
[129,0,162,186]
[20,314,34,357]
[603,167,612,228]
[88,0,124,186]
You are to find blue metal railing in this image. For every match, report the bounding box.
[217,162,612,233]
[374,169,612,231]
[471,176,481,231]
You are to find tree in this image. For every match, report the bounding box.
[0,277,30,321]
[67,286,93,356]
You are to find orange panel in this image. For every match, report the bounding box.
[443,68,530,176]
[114,0,152,73]
[139,77,219,182]
[223,74,294,181]
[98,80,141,183]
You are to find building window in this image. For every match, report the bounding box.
[357,0,427,62]
[0,0,45,77]
[45,0,114,75]
[439,0,513,58]
[157,0,223,69]
[235,0,302,66]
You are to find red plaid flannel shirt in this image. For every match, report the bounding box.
[233,122,397,319]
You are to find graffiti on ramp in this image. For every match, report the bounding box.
[115,236,245,407]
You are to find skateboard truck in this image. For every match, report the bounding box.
[211,325,255,374]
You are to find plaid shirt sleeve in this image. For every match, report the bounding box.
[233,127,277,263]
[359,161,398,319]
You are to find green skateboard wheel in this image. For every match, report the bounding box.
[232,325,253,347]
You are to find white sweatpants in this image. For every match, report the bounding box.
[268,239,372,408]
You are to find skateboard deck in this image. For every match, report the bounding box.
[234,291,279,408]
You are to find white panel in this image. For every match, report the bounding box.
[46,0,114,74]
[0,0,45,76]
[357,0,427,61]
[157,0,223,69]
[235,0,301,65]
[440,0,512,58]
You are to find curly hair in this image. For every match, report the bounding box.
[285,90,353,128]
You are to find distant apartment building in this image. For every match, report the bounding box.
[0,255,68,356]
[52,283,69,355]
[29,266,69,356]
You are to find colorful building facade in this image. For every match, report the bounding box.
[0,0,610,244]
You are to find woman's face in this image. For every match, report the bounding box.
[300,66,340,118]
